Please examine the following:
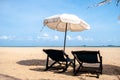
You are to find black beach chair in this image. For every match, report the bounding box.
[43,49,73,72]
[71,50,103,78]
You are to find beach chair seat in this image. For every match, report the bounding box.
[71,50,103,78]
[43,49,73,72]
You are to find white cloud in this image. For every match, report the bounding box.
[118,20,120,24]
[107,39,112,42]
[43,33,49,37]
[36,33,59,41]
[84,37,94,41]
[53,35,59,41]
[37,36,41,39]
[76,36,83,41]
[37,33,49,40]
[0,35,16,40]
[76,35,94,41]
[67,35,72,40]
[0,36,8,40]
[26,36,33,41]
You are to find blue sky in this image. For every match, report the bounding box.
[0,0,120,46]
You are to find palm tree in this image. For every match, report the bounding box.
[88,0,120,20]
[119,15,120,20]
[116,0,120,6]
[88,0,119,8]
[98,0,119,6]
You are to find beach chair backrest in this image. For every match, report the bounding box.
[43,49,66,61]
[72,51,100,63]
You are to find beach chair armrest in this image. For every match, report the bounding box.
[65,54,68,58]
[100,56,102,62]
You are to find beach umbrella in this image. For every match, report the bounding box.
[44,13,90,52]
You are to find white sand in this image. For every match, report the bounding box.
[0,47,120,80]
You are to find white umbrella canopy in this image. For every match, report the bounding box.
[44,13,90,51]
[44,14,90,32]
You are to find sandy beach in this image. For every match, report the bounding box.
[0,47,120,80]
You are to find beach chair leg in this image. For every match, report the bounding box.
[60,60,73,73]
[44,62,57,71]
[45,56,49,71]
[100,56,103,74]
[73,56,76,75]
[61,61,70,72]
[96,73,99,78]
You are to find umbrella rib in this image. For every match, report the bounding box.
[55,21,61,30]
[68,23,71,31]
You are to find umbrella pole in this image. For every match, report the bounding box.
[64,23,67,52]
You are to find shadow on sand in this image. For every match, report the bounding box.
[17,59,120,78]
[103,64,120,75]
[0,74,21,80]
[17,59,53,66]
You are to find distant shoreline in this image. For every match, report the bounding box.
[0,46,120,47]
